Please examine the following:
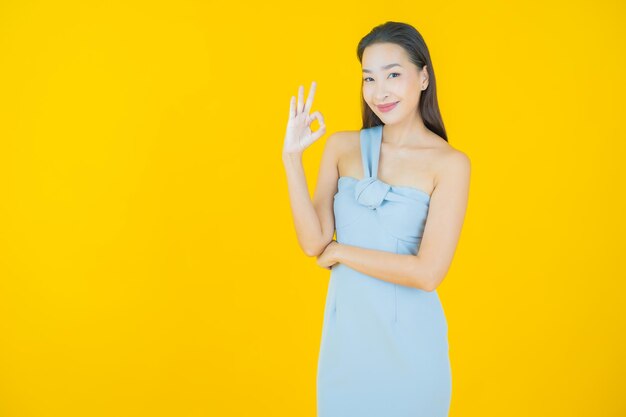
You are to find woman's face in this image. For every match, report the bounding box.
[361,42,428,124]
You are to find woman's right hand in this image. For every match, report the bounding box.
[282,81,326,155]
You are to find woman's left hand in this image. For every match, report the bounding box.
[317,240,341,270]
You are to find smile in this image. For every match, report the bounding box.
[377,102,399,112]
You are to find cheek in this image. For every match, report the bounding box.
[397,77,414,95]
[362,87,378,106]
[400,79,421,100]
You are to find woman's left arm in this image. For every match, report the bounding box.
[319,151,471,291]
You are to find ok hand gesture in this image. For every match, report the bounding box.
[283,81,326,155]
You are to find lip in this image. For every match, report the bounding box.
[377,101,399,112]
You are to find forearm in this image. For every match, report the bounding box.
[283,152,326,256]
[334,243,433,291]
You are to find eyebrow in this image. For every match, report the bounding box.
[362,63,403,73]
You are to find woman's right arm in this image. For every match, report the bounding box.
[282,81,338,257]
[283,132,340,257]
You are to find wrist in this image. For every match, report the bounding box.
[282,151,303,163]
[332,242,343,263]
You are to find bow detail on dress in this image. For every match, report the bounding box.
[354,176,391,209]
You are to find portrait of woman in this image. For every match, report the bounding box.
[2,3,623,416]
[282,21,471,417]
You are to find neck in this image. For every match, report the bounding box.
[381,113,430,146]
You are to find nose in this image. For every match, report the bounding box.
[375,92,389,102]
[374,81,389,102]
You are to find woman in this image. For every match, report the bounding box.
[282,21,470,417]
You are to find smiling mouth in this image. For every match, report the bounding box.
[377,102,399,112]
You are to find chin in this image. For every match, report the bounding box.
[378,112,401,122]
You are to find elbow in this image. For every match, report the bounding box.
[302,234,334,257]
[421,280,437,292]
[423,280,438,292]
[424,270,447,292]
[412,264,442,292]
[303,245,322,257]
[302,240,328,257]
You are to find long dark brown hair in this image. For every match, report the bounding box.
[356,21,448,142]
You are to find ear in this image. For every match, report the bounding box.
[422,65,429,90]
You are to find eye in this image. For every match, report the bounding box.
[363,73,400,83]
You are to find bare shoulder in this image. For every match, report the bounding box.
[324,129,360,155]
[326,129,359,145]
[432,140,471,187]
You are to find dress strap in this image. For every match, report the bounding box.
[359,125,383,179]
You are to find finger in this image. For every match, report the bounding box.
[289,96,296,120]
[305,112,314,127]
[308,111,327,141]
[297,85,304,115]
[309,126,326,144]
[303,80,316,115]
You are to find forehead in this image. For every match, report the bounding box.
[362,43,409,69]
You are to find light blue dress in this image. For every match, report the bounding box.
[317,125,452,417]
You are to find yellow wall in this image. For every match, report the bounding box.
[0,1,624,416]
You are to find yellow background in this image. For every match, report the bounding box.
[1,1,625,416]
